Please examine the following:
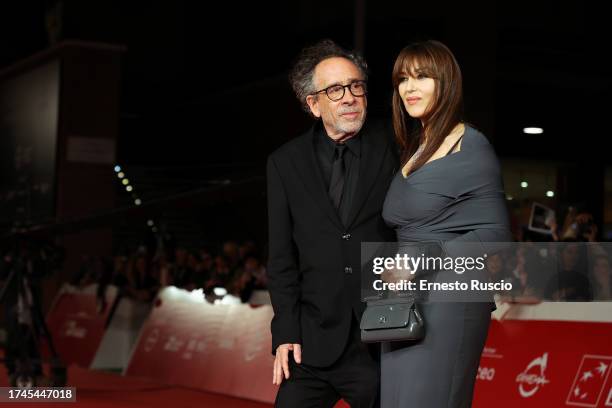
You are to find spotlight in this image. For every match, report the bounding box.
[523,127,543,134]
[546,190,554,197]
[520,181,528,188]
[213,287,228,297]
[114,165,121,172]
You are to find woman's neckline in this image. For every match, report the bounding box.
[401,124,469,180]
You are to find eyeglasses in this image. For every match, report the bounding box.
[310,80,367,101]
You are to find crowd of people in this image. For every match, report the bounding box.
[70,239,268,304]
[486,206,612,301]
[67,205,612,306]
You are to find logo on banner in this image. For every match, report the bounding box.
[164,335,184,352]
[516,352,550,398]
[63,320,87,338]
[144,328,160,352]
[476,366,496,382]
[566,355,612,407]
[482,346,504,359]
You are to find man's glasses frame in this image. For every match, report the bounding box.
[309,80,367,102]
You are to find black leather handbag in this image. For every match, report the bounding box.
[359,241,442,343]
[360,294,425,343]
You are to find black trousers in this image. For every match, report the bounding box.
[275,315,380,408]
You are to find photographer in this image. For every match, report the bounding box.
[556,207,599,243]
[0,238,63,385]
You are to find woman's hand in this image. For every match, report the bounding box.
[381,265,416,284]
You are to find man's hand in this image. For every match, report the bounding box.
[272,343,302,385]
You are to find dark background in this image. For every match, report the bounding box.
[1,0,610,244]
[2,1,608,165]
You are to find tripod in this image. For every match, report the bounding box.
[0,255,67,387]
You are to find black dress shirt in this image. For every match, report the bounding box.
[314,122,361,227]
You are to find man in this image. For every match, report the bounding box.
[266,40,398,407]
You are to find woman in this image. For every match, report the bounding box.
[381,40,512,407]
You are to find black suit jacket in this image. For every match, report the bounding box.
[266,120,399,367]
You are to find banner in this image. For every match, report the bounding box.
[126,287,350,406]
[44,285,117,367]
[474,303,612,407]
[126,287,277,403]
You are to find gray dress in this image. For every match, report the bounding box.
[380,125,512,408]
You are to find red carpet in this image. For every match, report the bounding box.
[0,364,273,408]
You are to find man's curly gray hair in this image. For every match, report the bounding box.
[289,39,368,115]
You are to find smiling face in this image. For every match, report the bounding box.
[397,64,437,120]
[306,57,367,141]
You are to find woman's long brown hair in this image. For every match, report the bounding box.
[392,40,464,174]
